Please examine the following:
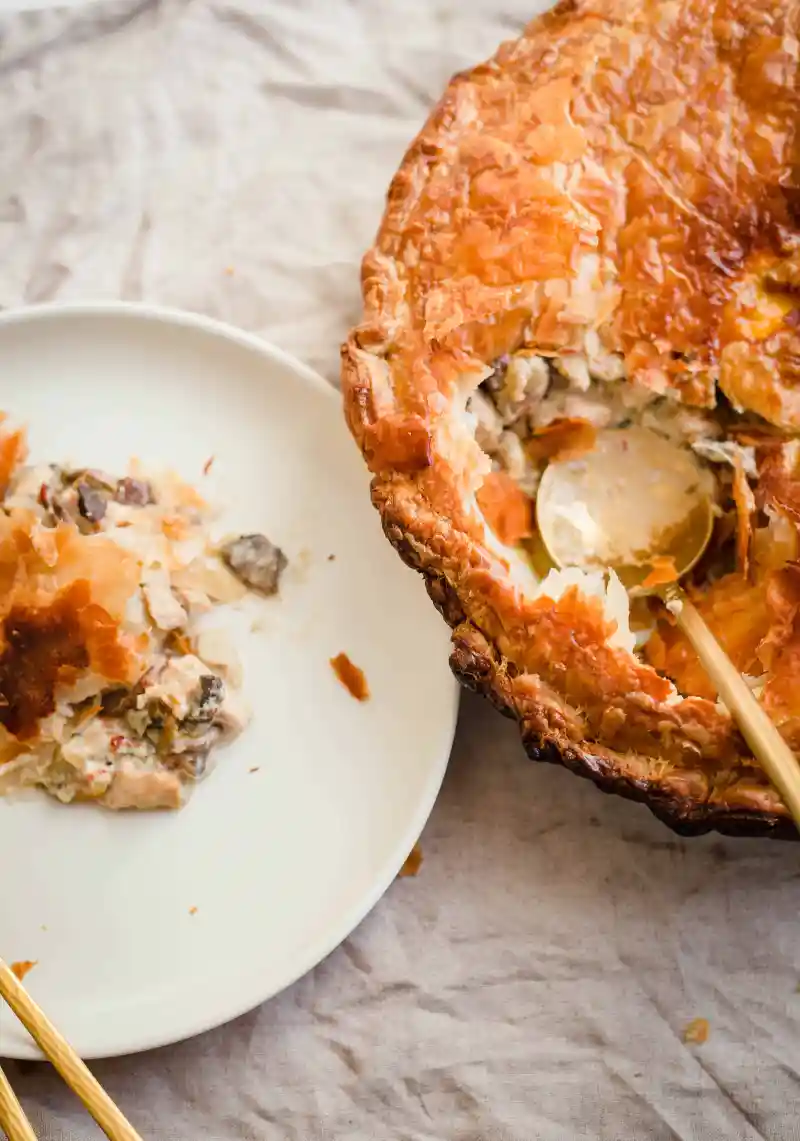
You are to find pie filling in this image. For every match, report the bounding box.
[466,346,799,707]
[0,429,287,810]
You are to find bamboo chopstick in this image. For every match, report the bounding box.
[667,585,800,831]
[0,1062,37,1141]
[0,958,144,1141]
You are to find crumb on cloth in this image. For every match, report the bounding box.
[683,1017,709,1045]
[10,960,37,982]
[330,653,370,701]
[398,843,423,878]
[189,906,198,916]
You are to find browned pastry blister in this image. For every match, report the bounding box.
[342,0,800,837]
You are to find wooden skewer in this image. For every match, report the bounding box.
[0,1062,37,1141]
[0,958,144,1141]
[668,585,800,830]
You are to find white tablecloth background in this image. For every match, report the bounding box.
[0,2,798,1138]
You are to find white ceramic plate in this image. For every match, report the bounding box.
[0,303,458,1059]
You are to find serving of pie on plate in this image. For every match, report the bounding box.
[342,0,800,836]
[0,418,289,811]
[0,305,459,1058]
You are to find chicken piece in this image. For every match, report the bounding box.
[103,768,182,810]
[494,354,551,423]
[469,389,503,452]
[141,568,187,631]
[554,354,592,392]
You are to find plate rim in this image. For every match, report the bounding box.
[0,300,459,1059]
[0,299,337,400]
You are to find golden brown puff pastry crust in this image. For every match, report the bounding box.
[342,0,800,836]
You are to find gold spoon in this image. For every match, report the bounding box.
[535,425,800,830]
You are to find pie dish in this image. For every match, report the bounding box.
[341,0,800,837]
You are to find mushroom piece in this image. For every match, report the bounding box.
[219,533,288,595]
[76,481,108,525]
[115,477,154,507]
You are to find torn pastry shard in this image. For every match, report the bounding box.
[330,653,370,701]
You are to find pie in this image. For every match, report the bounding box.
[341,0,800,837]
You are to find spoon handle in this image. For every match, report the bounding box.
[668,586,800,830]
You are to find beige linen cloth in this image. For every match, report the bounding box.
[0,1,798,1138]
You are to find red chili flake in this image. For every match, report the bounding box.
[110,735,125,752]
[38,482,49,508]
[202,456,215,476]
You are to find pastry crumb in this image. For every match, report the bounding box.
[202,455,215,476]
[10,960,37,981]
[683,1017,709,1045]
[189,906,198,916]
[224,266,235,276]
[641,555,678,589]
[249,766,260,773]
[327,553,336,562]
[330,653,370,701]
[398,843,423,877]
